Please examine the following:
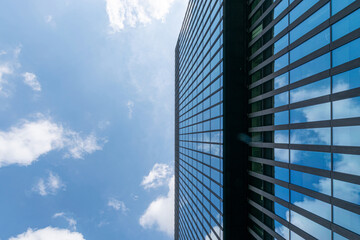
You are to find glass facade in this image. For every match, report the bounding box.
[248,0,360,239]
[175,1,224,239]
[175,0,360,239]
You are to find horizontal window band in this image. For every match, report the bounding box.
[179,115,223,130]
[249,142,360,155]
[179,129,223,136]
[248,212,287,240]
[249,156,360,185]
[249,87,360,117]
[179,145,223,159]
[249,28,360,89]
[249,171,360,215]
[180,139,223,145]
[248,227,262,240]
[248,0,266,21]
[249,0,283,32]
[179,151,223,173]
[249,46,360,92]
[249,117,360,132]
[248,0,329,47]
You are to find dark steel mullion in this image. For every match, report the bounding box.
[248,0,265,20]
[178,217,195,240]
[249,0,282,32]
[179,128,222,136]
[178,202,202,240]
[180,139,223,145]
[248,227,263,240]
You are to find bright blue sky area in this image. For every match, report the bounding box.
[0,0,187,239]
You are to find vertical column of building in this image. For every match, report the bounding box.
[222,0,250,239]
[247,0,360,239]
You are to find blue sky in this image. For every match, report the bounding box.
[0,0,187,239]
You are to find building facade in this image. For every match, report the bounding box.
[175,0,360,239]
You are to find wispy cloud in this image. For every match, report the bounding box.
[127,100,134,119]
[105,0,176,32]
[53,212,77,231]
[0,114,105,167]
[108,198,129,214]
[45,15,53,23]
[141,163,172,189]
[9,227,85,240]
[139,175,174,236]
[33,172,65,196]
[22,72,41,91]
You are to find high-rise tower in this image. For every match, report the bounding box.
[175,0,360,239]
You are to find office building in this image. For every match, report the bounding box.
[175,0,360,239]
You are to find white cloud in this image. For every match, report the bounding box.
[22,72,41,91]
[33,172,65,196]
[53,212,77,231]
[141,163,172,189]
[0,115,104,167]
[139,175,174,236]
[0,64,13,94]
[105,0,176,32]
[127,100,134,119]
[205,226,223,240]
[9,227,85,240]
[108,198,129,214]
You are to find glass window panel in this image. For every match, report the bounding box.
[290,78,330,103]
[290,4,330,43]
[274,33,289,55]
[333,67,360,93]
[291,170,331,194]
[333,179,360,204]
[274,15,289,36]
[274,53,289,72]
[290,28,330,63]
[275,148,289,162]
[333,96,360,119]
[290,103,330,123]
[275,220,289,239]
[290,128,331,145]
[333,126,360,146]
[274,73,289,89]
[275,166,289,182]
[332,0,356,15]
[333,38,360,67]
[290,150,331,170]
[274,202,289,220]
[290,53,330,83]
[334,206,360,235]
[332,8,360,41]
[334,233,348,240]
[275,110,289,125]
[290,211,331,239]
[290,0,319,23]
[275,184,289,201]
[291,190,331,220]
[291,231,305,240]
[275,130,289,143]
[333,153,360,176]
[274,0,289,19]
[274,91,289,107]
